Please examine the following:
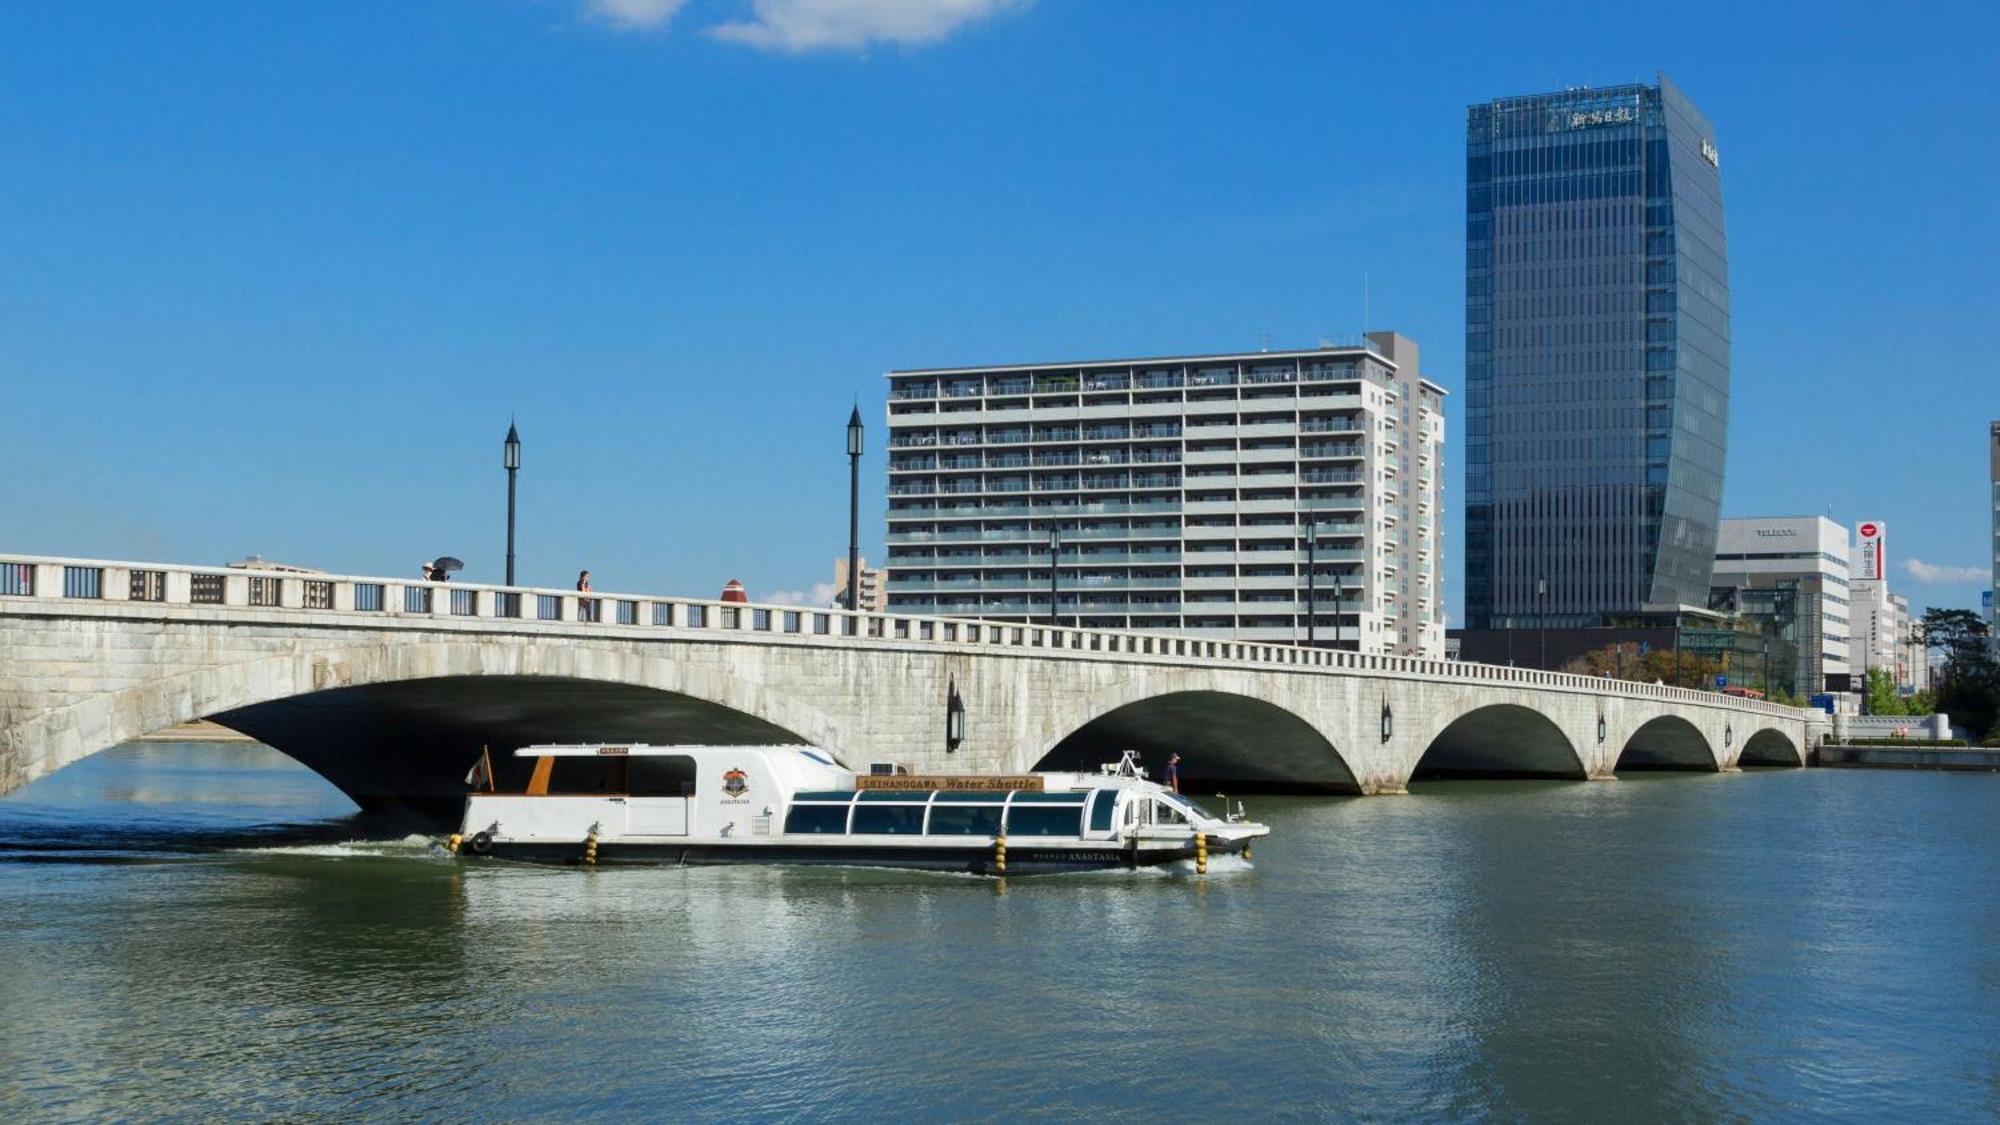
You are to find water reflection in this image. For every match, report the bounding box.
[2,744,1998,1119]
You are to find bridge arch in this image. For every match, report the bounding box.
[1738,727,1803,767]
[1030,689,1359,793]
[1616,715,1718,772]
[17,638,846,821]
[1414,703,1585,780]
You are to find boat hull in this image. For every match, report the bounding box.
[465,835,1252,875]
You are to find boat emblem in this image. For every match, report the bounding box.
[722,768,748,798]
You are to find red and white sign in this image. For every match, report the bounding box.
[1856,521,1885,581]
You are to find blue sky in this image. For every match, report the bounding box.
[2,1,1995,619]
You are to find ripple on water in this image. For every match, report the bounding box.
[2,747,1998,1120]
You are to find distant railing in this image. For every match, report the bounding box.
[0,552,1811,722]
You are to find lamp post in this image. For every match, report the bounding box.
[1537,575,1548,671]
[846,407,863,613]
[1047,526,1063,626]
[502,421,521,586]
[1304,519,1318,648]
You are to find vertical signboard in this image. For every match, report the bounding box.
[1856,521,1885,582]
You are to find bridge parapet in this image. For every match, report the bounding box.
[1,552,1808,727]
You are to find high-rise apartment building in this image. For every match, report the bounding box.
[882,333,1446,656]
[1711,516,1851,695]
[1464,75,1729,631]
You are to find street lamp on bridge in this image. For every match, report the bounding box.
[1304,518,1319,648]
[1537,575,1549,671]
[846,407,864,614]
[1047,525,1063,627]
[502,421,521,587]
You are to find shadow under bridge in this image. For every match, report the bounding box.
[212,675,808,825]
[1032,690,1359,794]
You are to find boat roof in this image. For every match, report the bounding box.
[512,743,835,763]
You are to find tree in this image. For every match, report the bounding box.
[1917,608,1999,737]
[1559,642,1720,690]
[1863,666,1907,716]
[1916,608,1991,672]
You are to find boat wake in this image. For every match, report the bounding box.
[230,834,449,859]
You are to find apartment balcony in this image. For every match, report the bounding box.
[1239,498,1304,515]
[1239,422,1299,440]
[1183,448,1240,465]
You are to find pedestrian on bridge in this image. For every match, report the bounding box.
[576,570,594,621]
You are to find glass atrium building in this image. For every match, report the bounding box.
[1464,74,1729,630]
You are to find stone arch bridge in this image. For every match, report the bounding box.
[0,556,1825,823]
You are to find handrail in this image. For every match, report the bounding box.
[0,553,1810,722]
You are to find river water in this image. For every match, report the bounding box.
[3,742,1996,1121]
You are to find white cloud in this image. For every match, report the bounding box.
[763,581,842,607]
[708,0,1026,53]
[1902,558,1987,584]
[585,0,691,30]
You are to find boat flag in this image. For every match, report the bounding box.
[465,746,495,792]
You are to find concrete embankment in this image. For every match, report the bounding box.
[1815,745,2000,772]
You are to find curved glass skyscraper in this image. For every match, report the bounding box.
[1464,74,1728,630]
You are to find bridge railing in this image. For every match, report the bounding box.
[0,553,1807,722]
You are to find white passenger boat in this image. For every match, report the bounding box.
[450,744,1267,874]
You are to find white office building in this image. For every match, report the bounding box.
[883,332,1446,656]
[1847,519,1899,690]
[1889,592,1927,693]
[1712,516,1851,694]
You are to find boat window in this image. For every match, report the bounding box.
[1007,806,1083,837]
[1150,800,1188,827]
[934,791,1010,803]
[1008,791,1087,805]
[1087,790,1117,833]
[784,804,852,834]
[628,756,697,797]
[793,790,857,801]
[858,790,929,802]
[926,804,1004,835]
[551,756,626,794]
[850,805,925,834]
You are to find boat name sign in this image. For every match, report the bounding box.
[855,775,1045,792]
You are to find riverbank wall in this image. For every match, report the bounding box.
[1814,744,2000,772]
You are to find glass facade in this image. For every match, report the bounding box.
[1465,75,1729,629]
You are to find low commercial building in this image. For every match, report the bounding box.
[1711,516,1851,695]
[883,333,1446,656]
